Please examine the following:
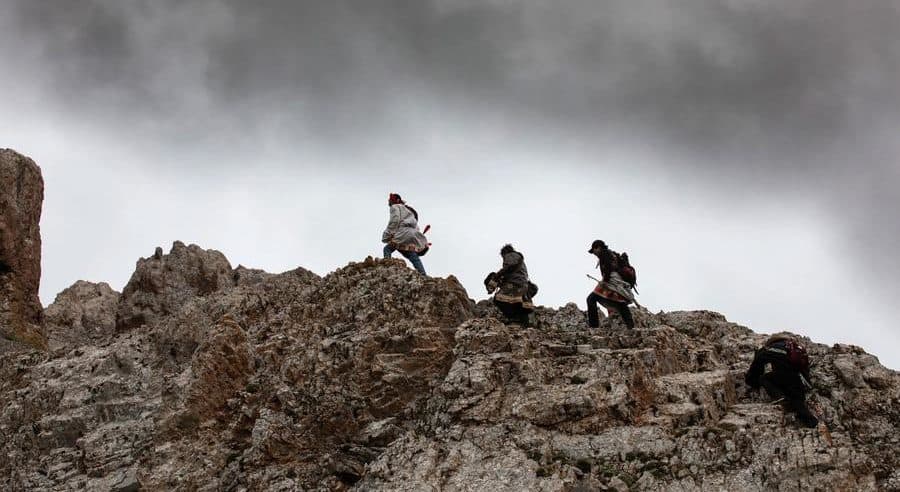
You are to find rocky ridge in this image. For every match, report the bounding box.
[0,244,897,491]
[1,150,899,491]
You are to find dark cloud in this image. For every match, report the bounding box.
[7,2,897,129]
[2,1,899,321]
[4,2,897,156]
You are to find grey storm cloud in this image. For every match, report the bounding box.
[5,0,898,281]
[8,0,899,148]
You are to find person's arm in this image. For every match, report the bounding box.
[382,205,401,243]
[746,346,789,388]
[484,272,499,294]
[599,249,615,281]
[744,348,770,388]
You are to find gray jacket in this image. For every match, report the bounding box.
[498,251,529,293]
[492,251,534,307]
[382,204,428,252]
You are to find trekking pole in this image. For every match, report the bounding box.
[586,274,644,310]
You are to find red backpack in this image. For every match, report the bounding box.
[769,338,810,372]
[785,339,810,372]
[616,252,637,289]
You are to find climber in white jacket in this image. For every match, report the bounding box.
[382,193,428,275]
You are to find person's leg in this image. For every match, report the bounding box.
[494,300,516,322]
[596,296,631,329]
[400,250,426,275]
[597,295,622,320]
[616,303,635,329]
[383,244,395,259]
[518,306,532,326]
[586,293,601,328]
[777,373,820,428]
[788,393,819,428]
[761,372,785,401]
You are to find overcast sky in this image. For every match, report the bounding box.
[1,1,898,369]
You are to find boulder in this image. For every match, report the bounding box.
[116,241,233,330]
[44,280,119,350]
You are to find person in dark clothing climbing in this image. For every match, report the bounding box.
[586,240,635,329]
[485,244,536,325]
[745,335,819,428]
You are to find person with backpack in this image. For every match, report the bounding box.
[745,335,819,428]
[586,240,636,329]
[382,193,429,275]
[485,244,537,325]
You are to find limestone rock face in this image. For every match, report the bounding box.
[116,241,234,330]
[44,280,120,350]
[1,247,898,491]
[163,315,254,433]
[0,149,45,349]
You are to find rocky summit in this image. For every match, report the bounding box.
[1,151,899,491]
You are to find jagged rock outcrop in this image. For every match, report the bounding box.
[116,241,234,330]
[0,149,45,349]
[358,312,897,491]
[44,281,120,350]
[1,244,898,491]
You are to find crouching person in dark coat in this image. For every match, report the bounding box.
[485,244,537,326]
[745,335,819,428]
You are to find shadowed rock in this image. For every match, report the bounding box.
[0,149,45,349]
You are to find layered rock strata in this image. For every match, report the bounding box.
[1,244,897,491]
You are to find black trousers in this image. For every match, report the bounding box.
[761,371,819,428]
[587,293,634,329]
[494,299,531,325]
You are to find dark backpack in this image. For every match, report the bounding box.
[768,338,810,372]
[616,252,637,289]
[527,281,539,300]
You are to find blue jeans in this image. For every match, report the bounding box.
[383,244,426,275]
